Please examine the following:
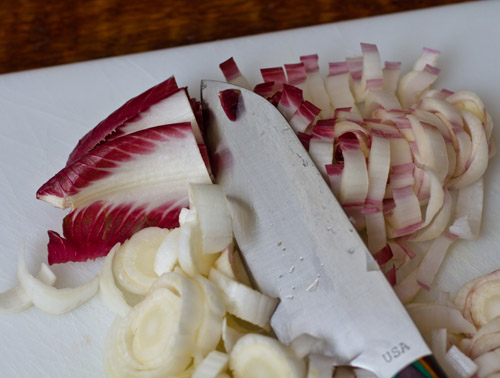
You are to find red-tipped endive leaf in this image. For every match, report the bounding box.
[338,138,369,206]
[299,54,333,118]
[363,89,402,118]
[382,61,402,94]
[67,77,195,164]
[38,124,211,264]
[325,62,359,114]
[219,57,251,89]
[398,64,440,109]
[277,84,303,121]
[413,47,440,72]
[289,101,321,134]
[284,63,307,86]
[360,43,383,99]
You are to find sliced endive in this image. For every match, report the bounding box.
[104,271,204,377]
[0,262,56,314]
[17,251,98,314]
[113,227,169,295]
[229,333,306,378]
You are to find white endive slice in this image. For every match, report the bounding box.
[215,248,238,281]
[469,279,500,328]
[222,316,245,354]
[290,333,325,359]
[99,243,131,317]
[195,275,226,356]
[448,111,489,190]
[442,345,478,378]
[153,227,181,276]
[406,303,476,345]
[178,220,219,277]
[17,252,98,314]
[229,333,306,378]
[113,227,168,295]
[189,183,233,255]
[104,272,204,377]
[474,348,500,378]
[409,189,452,242]
[449,177,483,240]
[0,262,56,313]
[307,354,335,378]
[192,350,229,378]
[209,268,278,329]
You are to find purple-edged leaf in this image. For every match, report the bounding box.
[66,77,204,164]
[38,123,211,263]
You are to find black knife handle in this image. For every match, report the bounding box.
[394,355,448,378]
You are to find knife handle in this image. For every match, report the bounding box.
[394,355,448,378]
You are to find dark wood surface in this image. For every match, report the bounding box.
[0,0,471,74]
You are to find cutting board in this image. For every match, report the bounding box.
[1,1,499,376]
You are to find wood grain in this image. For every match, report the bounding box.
[0,0,471,74]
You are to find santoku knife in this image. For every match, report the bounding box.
[201,80,446,378]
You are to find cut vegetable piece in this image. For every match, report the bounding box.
[104,272,203,377]
[154,227,181,276]
[39,124,211,263]
[382,61,402,94]
[386,185,422,235]
[99,243,131,317]
[406,303,476,345]
[413,47,440,71]
[289,101,321,134]
[219,58,251,89]
[229,333,306,378]
[66,76,197,164]
[309,136,334,179]
[192,351,229,378]
[416,232,456,291]
[449,178,483,239]
[113,227,167,295]
[195,275,226,356]
[474,348,500,378]
[189,183,233,254]
[178,220,219,277]
[407,115,449,182]
[299,54,333,118]
[219,89,241,121]
[277,84,304,121]
[363,90,402,118]
[0,262,56,314]
[441,345,478,378]
[448,111,489,190]
[325,62,358,113]
[469,279,500,328]
[289,334,324,359]
[222,316,245,354]
[398,64,440,109]
[338,138,369,206]
[209,268,278,328]
[307,354,335,378]
[17,251,99,314]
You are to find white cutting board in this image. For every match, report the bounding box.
[1,1,499,376]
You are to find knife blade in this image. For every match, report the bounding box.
[201,80,432,378]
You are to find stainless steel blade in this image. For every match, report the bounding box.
[202,80,430,378]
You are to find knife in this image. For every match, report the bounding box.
[201,80,446,378]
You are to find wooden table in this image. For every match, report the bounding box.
[0,0,471,74]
